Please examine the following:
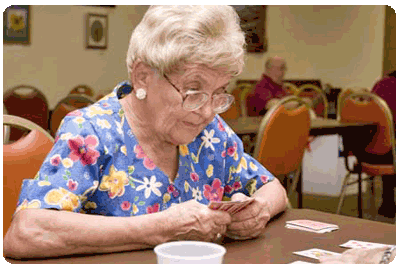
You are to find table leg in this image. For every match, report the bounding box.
[358,172,363,218]
[297,169,303,208]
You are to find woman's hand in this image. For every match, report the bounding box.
[226,193,271,240]
[164,199,231,242]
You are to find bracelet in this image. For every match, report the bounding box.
[379,246,396,264]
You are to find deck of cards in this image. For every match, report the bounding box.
[208,198,255,215]
[285,219,339,233]
[293,248,341,260]
[340,240,394,249]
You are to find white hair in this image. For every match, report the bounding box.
[126,5,246,78]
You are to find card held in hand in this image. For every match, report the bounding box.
[208,198,255,215]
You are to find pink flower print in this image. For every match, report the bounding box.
[67,179,78,191]
[203,178,224,202]
[67,110,83,117]
[121,201,131,211]
[232,181,242,191]
[143,157,156,170]
[68,135,100,166]
[190,172,199,182]
[260,175,269,183]
[217,119,225,132]
[227,146,235,157]
[134,145,146,158]
[224,184,233,194]
[221,150,226,158]
[167,185,179,198]
[50,154,62,166]
[135,145,156,170]
[146,203,160,214]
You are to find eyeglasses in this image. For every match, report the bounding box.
[163,74,234,114]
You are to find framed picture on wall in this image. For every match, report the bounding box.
[86,13,108,49]
[3,5,30,45]
[232,5,267,53]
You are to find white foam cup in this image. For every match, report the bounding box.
[154,241,226,264]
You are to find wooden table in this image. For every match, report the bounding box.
[225,117,378,209]
[225,117,377,137]
[6,209,395,264]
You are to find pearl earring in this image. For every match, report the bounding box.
[135,88,147,100]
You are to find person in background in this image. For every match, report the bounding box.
[372,70,396,124]
[370,70,396,219]
[246,57,313,117]
[246,56,290,116]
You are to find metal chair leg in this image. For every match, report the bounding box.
[358,171,363,218]
[336,172,352,214]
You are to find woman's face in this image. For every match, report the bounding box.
[144,64,232,146]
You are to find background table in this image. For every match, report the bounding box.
[225,117,377,208]
[225,117,376,137]
[6,209,395,264]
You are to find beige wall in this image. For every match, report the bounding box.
[3,5,149,109]
[3,5,386,109]
[239,5,386,90]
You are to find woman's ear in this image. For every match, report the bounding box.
[130,60,153,89]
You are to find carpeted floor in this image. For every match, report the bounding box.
[288,178,396,225]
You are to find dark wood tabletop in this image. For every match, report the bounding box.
[225,117,377,136]
[6,209,395,264]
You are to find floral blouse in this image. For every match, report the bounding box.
[16,81,275,217]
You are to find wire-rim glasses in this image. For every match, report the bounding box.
[163,74,234,114]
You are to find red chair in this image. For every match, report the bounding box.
[253,96,311,198]
[49,94,96,137]
[3,85,50,142]
[336,92,395,218]
[3,115,55,237]
[70,84,95,97]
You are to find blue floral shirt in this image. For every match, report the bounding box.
[16,81,275,217]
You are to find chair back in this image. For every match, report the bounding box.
[60,93,96,109]
[339,92,394,158]
[3,115,55,237]
[70,84,95,97]
[3,85,50,141]
[283,82,299,95]
[238,83,255,117]
[3,105,10,144]
[220,86,241,120]
[296,84,328,118]
[50,103,78,136]
[253,96,311,175]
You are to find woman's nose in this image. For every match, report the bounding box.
[197,99,214,118]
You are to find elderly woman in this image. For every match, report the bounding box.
[4,5,288,259]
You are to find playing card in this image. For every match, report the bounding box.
[285,224,337,234]
[340,240,392,249]
[208,198,255,215]
[286,220,339,231]
[293,248,341,260]
[289,260,315,264]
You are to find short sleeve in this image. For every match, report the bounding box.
[218,116,275,198]
[16,112,103,214]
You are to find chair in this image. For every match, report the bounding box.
[219,86,241,120]
[49,103,78,137]
[3,105,10,144]
[283,82,299,95]
[336,92,395,218]
[3,85,50,142]
[70,84,95,97]
[3,115,55,237]
[253,96,311,197]
[50,94,95,136]
[296,84,328,119]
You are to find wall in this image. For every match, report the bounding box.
[3,5,149,109]
[239,5,386,90]
[4,5,386,109]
